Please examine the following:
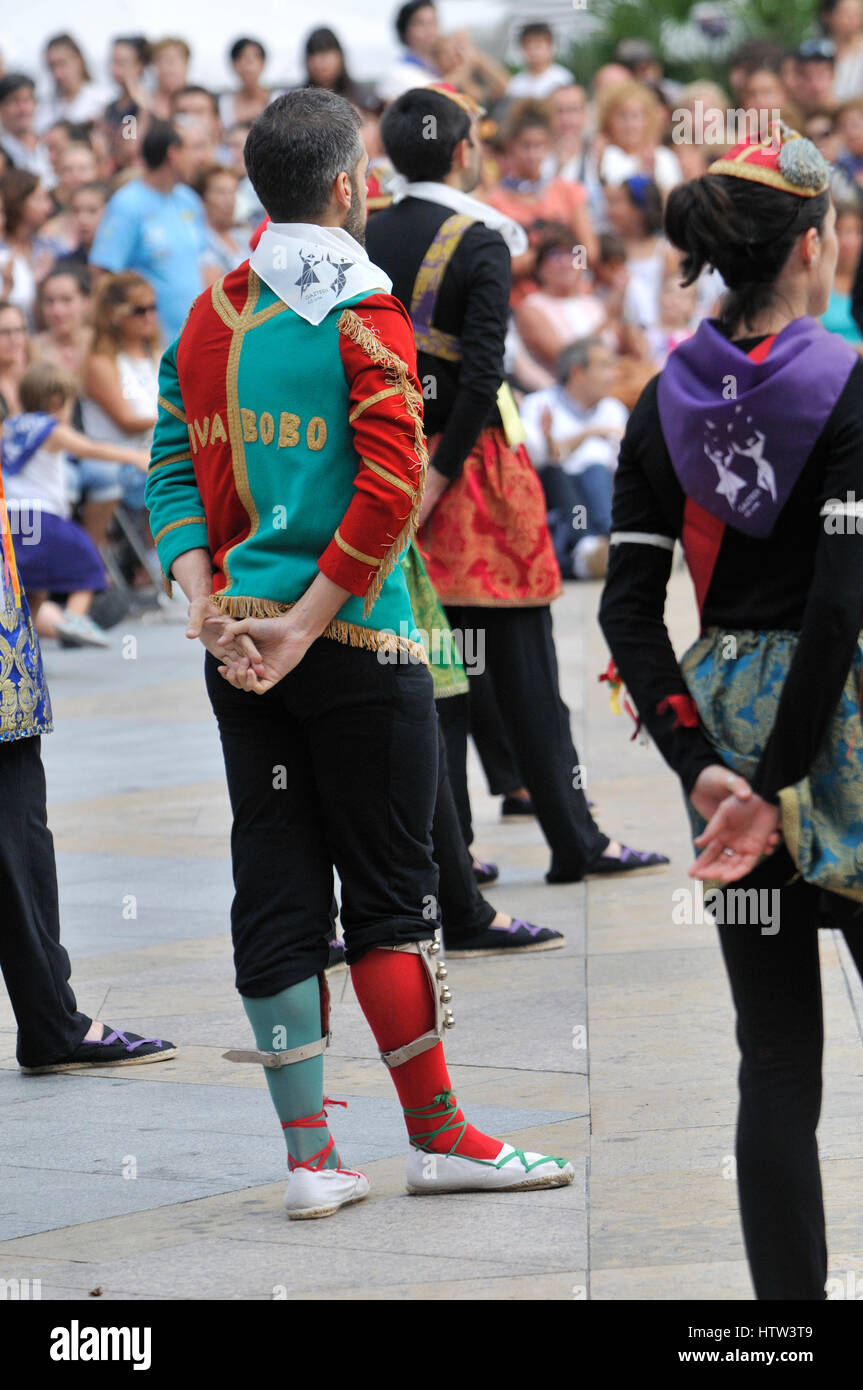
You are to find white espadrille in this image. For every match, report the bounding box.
[283,1167,370,1220]
[405,1143,574,1195]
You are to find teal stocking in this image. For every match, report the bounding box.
[242,978,341,1171]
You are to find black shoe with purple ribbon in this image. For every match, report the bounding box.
[446,919,565,957]
[585,844,670,876]
[472,859,499,886]
[20,1024,177,1074]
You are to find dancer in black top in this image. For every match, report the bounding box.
[600,124,863,1300]
[368,83,668,882]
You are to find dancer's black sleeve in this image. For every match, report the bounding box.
[749,386,863,802]
[429,227,511,483]
[599,381,721,795]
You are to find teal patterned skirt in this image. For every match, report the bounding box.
[681,628,863,903]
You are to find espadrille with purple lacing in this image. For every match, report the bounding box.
[446,919,564,957]
[20,1024,177,1074]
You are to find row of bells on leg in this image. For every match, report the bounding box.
[428,937,455,1027]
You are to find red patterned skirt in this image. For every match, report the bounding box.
[417,426,562,606]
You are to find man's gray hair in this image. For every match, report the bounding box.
[557,337,603,383]
[244,88,363,222]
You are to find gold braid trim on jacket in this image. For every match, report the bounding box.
[337,307,428,617]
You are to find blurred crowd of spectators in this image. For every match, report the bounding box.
[3,2,863,629]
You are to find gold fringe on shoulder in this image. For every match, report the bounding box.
[337,307,429,618]
[210,591,429,665]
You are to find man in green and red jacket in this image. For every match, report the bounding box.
[146,88,573,1219]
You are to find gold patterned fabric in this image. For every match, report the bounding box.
[410,213,475,362]
[681,627,863,903]
[0,582,53,742]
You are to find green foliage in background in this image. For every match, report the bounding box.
[564,0,821,86]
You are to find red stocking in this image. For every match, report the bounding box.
[351,947,500,1160]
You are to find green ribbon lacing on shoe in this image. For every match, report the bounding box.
[403,1090,567,1171]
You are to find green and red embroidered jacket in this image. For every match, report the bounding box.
[145,263,429,657]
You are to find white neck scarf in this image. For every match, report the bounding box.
[389,180,529,257]
[250,222,392,326]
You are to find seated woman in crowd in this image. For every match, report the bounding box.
[514,226,608,382]
[103,34,152,133]
[222,122,264,227]
[43,141,100,249]
[596,79,683,193]
[195,164,249,280]
[591,232,656,408]
[54,181,108,268]
[604,175,678,329]
[0,301,29,421]
[544,82,605,223]
[521,337,628,581]
[149,37,190,122]
[646,274,698,366]
[302,27,377,108]
[32,265,92,384]
[672,81,734,180]
[431,30,509,110]
[1,361,148,647]
[484,100,598,304]
[0,171,65,326]
[739,62,802,131]
[37,32,111,131]
[219,37,271,130]
[78,272,159,551]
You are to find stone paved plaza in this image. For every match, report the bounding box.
[2,573,862,1301]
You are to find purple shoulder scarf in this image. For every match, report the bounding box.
[656,316,858,538]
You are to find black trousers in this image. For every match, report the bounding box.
[469,673,522,801]
[204,642,440,996]
[432,702,496,944]
[0,735,90,1067]
[713,846,863,1299]
[441,605,608,878]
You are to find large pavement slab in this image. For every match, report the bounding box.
[1,572,861,1300]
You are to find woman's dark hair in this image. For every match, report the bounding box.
[192,162,239,199]
[230,37,266,65]
[48,118,92,145]
[665,174,830,333]
[395,1,435,44]
[381,87,470,183]
[503,99,550,144]
[39,263,92,297]
[45,33,92,84]
[621,176,664,236]
[535,225,578,273]
[304,28,355,96]
[0,169,39,237]
[113,36,152,68]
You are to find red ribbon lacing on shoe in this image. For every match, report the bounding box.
[283,1097,348,1173]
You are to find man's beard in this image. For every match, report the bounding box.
[343,176,366,245]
